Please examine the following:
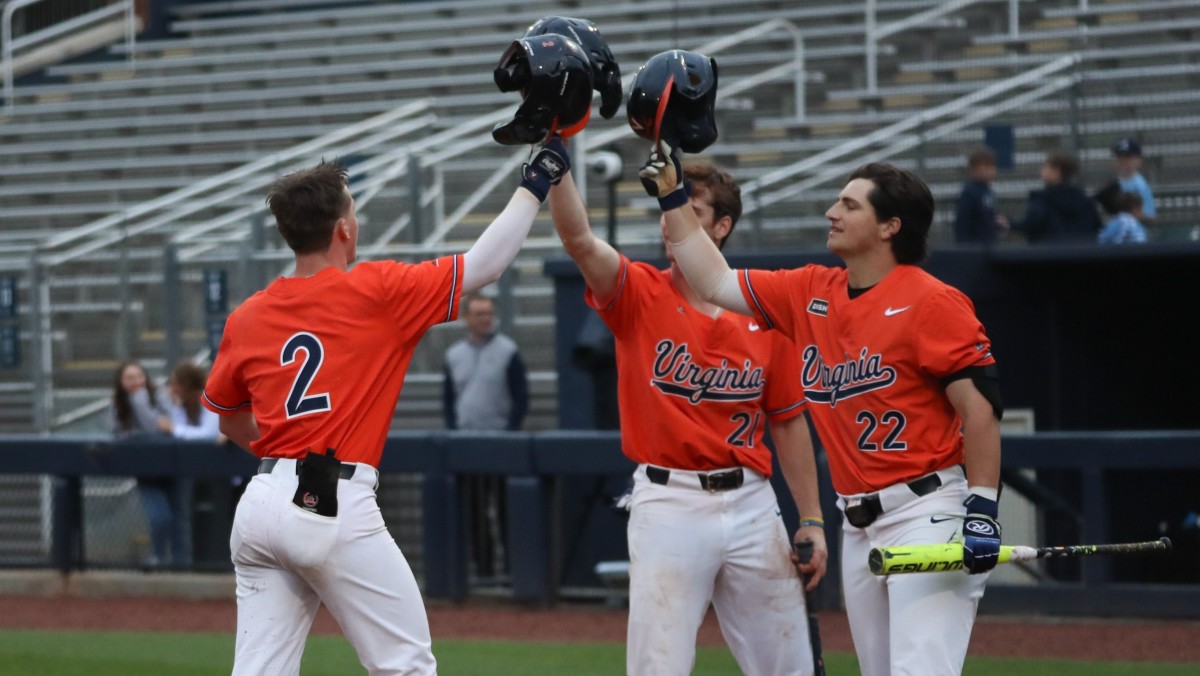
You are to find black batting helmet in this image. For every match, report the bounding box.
[627,50,718,154]
[524,16,622,119]
[492,34,594,146]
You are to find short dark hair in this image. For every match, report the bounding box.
[847,162,934,265]
[462,292,493,313]
[266,161,351,254]
[1045,151,1079,183]
[683,162,741,250]
[967,146,996,169]
[1114,191,1143,213]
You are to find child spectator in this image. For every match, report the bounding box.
[1012,151,1102,244]
[1098,192,1148,245]
[954,146,1009,244]
[1111,138,1156,224]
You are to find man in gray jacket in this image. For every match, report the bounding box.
[443,292,529,582]
[443,292,528,432]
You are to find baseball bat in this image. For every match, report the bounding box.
[793,540,825,676]
[869,536,1172,575]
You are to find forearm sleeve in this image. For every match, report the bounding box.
[462,190,541,293]
[669,231,751,314]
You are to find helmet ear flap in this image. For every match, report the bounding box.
[598,68,622,119]
[493,41,528,93]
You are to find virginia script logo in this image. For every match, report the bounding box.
[651,340,764,404]
[801,345,895,406]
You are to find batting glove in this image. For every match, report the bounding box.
[520,135,570,203]
[638,140,689,211]
[961,492,1001,575]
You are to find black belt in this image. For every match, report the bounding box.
[646,465,744,492]
[258,457,356,480]
[844,472,943,529]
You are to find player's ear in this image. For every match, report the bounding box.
[879,216,901,241]
[711,214,733,243]
[335,217,350,241]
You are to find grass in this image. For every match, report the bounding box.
[0,630,1195,675]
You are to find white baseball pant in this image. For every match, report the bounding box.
[839,466,989,676]
[230,458,436,676]
[626,464,813,676]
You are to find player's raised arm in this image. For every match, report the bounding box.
[548,160,622,300]
[461,140,568,293]
[640,141,751,315]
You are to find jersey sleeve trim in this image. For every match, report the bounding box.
[741,268,776,330]
[592,256,629,312]
[765,399,807,420]
[202,390,250,413]
[444,255,462,323]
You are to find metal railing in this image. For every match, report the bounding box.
[742,54,1081,213]
[864,0,1097,93]
[2,0,135,114]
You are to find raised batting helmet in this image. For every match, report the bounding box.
[627,50,719,154]
[524,16,622,119]
[492,34,594,146]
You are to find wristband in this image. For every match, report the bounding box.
[656,179,693,211]
[799,517,825,528]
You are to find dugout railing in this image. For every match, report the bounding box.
[0,431,1196,619]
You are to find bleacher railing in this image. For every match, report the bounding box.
[742,54,1081,215]
[2,0,135,114]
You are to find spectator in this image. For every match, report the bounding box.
[1098,192,1149,245]
[442,292,529,432]
[1112,137,1156,224]
[954,146,1009,244]
[168,362,223,441]
[442,292,529,581]
[1012,151,1102,244]
[110,360,177,571]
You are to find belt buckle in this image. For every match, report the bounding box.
[701,468,743,492]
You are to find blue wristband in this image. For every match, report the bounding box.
[656,180,693,211]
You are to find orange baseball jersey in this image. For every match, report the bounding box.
[738,264,995,495]
[588,256,807,477]
[202,256,464,467]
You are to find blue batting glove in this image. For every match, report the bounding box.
[961,493,1001,575]
[520,136,570,203]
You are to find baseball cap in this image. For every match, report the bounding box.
[1112,137,1142,156]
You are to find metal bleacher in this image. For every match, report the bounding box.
[2,0,1199,437]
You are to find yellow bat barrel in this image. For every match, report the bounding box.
[868,543,1017,575]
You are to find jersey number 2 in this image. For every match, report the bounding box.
[281,332,331,419]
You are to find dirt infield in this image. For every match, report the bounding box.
[3,596,1199,663]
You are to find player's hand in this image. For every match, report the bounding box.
[520,135,570,203]
[638,139,684,199]
[961,493,1001,574]
[791,527,828,591]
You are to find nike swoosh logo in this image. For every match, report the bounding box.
[930,516,957,524]
[748,322,760,332]
[884,306,910,316]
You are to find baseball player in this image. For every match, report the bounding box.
[548,154,828,675]
[651,150,1003,675]
[201,145,568,675]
